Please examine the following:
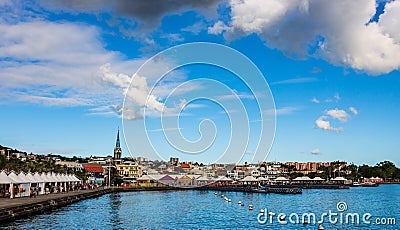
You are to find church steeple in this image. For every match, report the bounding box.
[114,128,122,160]
[115,128,121,149]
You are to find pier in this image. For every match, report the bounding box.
[195,186,302,194]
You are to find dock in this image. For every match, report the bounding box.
[270,184,349,189]
[195,186,302,194]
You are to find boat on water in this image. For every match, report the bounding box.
[352,182,379,187]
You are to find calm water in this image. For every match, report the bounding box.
[2,184,399,229]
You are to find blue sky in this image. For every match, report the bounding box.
[1,0,399,165]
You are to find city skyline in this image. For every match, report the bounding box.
[1,0,400,165]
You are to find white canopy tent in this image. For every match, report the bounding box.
[25,172,36,183]
[257,177,268,181]
[293,176,312,182]
[216,176,233,182]
[0,171,15,198]
[312,177,325,182]
[33,172,45,194]
[274,176,289,181]
[330,177,347,181]
[241,176,258,184]
[8,172,30,197]
[0,171,15,184]
[71,175,81,182]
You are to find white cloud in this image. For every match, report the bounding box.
[0,20,133,110]
[215,0,400,75]
[208,20,230,35]
[99,64,172,119]
[270,77,318,86]
[349,107,359,115]
[310,148,321,155]
[99,63,131,89]
[264,106,299,115]
[326,108,349,123]
[379,1,400,44]
[315,116,344,132]
[334,92,340,101]
[0,13,191,120]
[216,93,255,100]
[311,97,320,103]
[182,21,206,35]
[148,127,182,132]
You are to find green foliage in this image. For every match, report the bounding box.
[289,172,304,179]
[289,161,399,182]
[0,157,69,174]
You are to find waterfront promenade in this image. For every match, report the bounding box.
[0,188,104,210]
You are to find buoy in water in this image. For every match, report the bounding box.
[214,192,217,195]
[228,199,231,202]
[249,205,253,210]
[238,201,241,204]
[241,203,244,206]
[318,224,324,230]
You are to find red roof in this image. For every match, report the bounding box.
[82,164,104,173]
[180,163,191,168]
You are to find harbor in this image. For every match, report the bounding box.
[1,184,398,229]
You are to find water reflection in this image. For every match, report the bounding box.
[108,193,122,229]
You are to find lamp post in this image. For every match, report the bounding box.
[104,160,115,189]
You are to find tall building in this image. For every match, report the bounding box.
[114,128,122,160]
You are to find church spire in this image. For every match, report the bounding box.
[115,128,121,149]
[114,128,122,160]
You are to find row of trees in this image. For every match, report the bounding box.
[0,154,86,180]
[284,160,400,182]
[0,154,125,185]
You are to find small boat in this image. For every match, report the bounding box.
[352,182,361,187]
[360,182,378,187]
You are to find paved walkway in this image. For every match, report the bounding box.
[0,188,106,209]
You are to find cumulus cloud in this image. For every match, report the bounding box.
[310,148,321,155]
[311,97,320,103]
[349,107,359,115]
[208,20,230,34]
[315,116,344,132]
[0,20,127,108]
[99,64,167,119]
[315,106,358,132]
[326,108,349,123]
[214,0,400,74]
